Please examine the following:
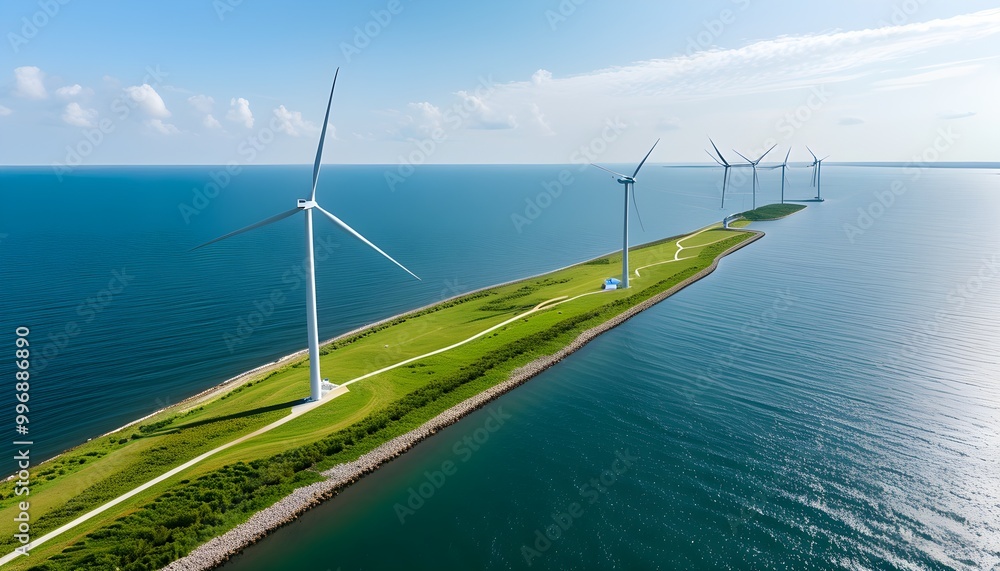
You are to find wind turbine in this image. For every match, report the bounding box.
[807,147,829,201]
[765,148,792,204]
[705,138,732,209]
[192,68,420,403]
[734,144,776,210]
[590,139,660,290]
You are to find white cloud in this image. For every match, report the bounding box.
[484,8,1000,104]
[455,91,516,130]
[657,117,681,131]
[226,97,254,128]
[124,84,171,118]
[55,84,84,98]
[61,102,98,127]
[203,113,222,129]
[387,101,444,141]
[148,119,179,135]
[188,94,214,113]
[532,69,552,85]
[13,66,47,99]
[530,103,554,135]
[872,64,982,91]
[273,105,319,137]
[376,8,1000,162]
[0,104,11,116]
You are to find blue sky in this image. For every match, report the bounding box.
[2,0,998,166]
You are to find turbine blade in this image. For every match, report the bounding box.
[755,144,777,164]
[784,148,791,165]
[631,138,660,179]
[314,205,420,281]
[811,165,818,187]
[630,185,645,232]
[821,156,830,162]
[310,68,340,201]
[709,138,729,167]
[733,150,753,164]
[191,208,301,251]
[705,149,724,167]
[806,146,818,161]
[590,164,629,179]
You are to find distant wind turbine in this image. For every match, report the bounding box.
[734,144,777,210]
[590,139,660,290]
[807,147,829,201]
[765,148,792,204]
[192,68,420,403]
[705,138,732,209]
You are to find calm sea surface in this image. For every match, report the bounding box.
[1,164,998,570]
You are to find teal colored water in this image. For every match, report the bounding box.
[0,163,741,464]
[2,165,998,569]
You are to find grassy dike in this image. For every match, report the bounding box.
[740,203,806,221]
[0,215,789,570]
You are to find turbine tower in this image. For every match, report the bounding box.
[192,68,420,402]
[734,144,776,210]
[706,138,732,209]
[590,139,660,290]
[765,148,792,204]
[807,147,829,201]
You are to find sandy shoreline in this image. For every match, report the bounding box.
[161,228,763,571]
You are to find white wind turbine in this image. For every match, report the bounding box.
[807,146,829,201]
[706,138,732,209]
[764,148,792,204]
[734,144,777,210]
[590,139,660,290]
[192,68,420,402]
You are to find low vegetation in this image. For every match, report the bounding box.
[1,222,772,570]
[740,203,806,221]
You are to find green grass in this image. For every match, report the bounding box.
[1,224,758,570]
[740,203,807,221]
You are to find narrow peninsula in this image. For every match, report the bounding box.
[0,207,802,570]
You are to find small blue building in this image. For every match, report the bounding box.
[603,278,622,290]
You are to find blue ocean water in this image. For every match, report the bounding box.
[0,163,736,465]
[2,164,999,569]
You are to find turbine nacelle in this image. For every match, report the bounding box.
[297,199,318,210]
[617,177,635,185]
